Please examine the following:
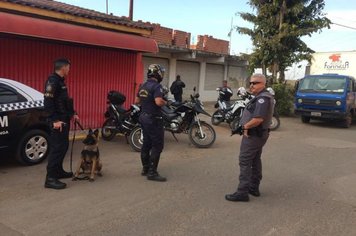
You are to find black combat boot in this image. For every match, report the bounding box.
[249,188,260,197]
[146,157,166,182]
[225,192,249,202]
[45,177,66,190]
[141,152,150,176]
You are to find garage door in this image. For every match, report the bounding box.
[176,60,200,99]
[143,57,170,88]
[205,63,224,90]
[228,66,248,89]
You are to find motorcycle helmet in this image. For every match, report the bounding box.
[237,87,247,97]
[266,87,275,96]
[147,64,165,83]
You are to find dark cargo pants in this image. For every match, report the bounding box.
[237,132,269,194]
[139,113,164,172]
[46,120,70,178]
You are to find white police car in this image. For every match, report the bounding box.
[0,78,50,165]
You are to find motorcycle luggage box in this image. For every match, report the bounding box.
[108,91,126,105]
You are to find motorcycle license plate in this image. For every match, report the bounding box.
[311,112,321,117]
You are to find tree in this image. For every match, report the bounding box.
[237,0,330,83]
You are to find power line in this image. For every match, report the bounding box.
[331,21,356,30]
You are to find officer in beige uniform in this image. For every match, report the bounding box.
[226,74,274,202]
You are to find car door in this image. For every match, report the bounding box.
[0,83,28,149]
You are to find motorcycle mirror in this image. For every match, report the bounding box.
[193,86,196,92]
[195,93,200,98]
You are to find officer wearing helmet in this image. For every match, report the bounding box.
[135,64,167,182]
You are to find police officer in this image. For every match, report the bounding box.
[219,80,233,102]
[44,58,79,190]
[135,64,167,182]
[225,74,274,202]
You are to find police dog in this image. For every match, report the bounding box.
[73,129,102,182]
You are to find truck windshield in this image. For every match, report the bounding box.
[299,76,346,93]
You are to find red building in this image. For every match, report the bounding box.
[0,0,158,128]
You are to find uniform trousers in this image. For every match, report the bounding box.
[46,119,70,178]
[237,132,269,194]
[139,114,164,171]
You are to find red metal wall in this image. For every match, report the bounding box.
[0,34,139,129]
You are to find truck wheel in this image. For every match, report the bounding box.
[340,113,352,128]
[16,129,49,165]
[301,116,310,123]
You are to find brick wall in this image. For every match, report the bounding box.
[172,30,190,48]
[140,22,228,54]
[141,22,173,45]
[193,35,229,54]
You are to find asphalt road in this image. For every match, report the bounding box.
[1,113,356,236]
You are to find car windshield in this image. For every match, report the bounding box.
[299,76,347,93]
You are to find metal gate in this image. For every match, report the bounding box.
[0,35,138,129]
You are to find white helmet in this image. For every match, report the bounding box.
[237,87,247,96]
[266,87,275,96]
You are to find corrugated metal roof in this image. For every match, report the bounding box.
[1,0,150,30]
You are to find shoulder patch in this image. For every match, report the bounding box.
[46,84,53,93]
[258,98,265,104]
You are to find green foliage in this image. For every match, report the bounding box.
[236,0,330,83]
[272,83,295,116]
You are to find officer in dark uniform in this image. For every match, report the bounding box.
[135,64,167,182]
[219,80,233,102]
[226,74,274,202]
[44,58,79,190]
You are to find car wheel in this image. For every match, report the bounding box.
[16,129,50,165]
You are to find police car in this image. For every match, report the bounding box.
[0,78,50,165]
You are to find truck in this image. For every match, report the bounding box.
[294,51,356,128]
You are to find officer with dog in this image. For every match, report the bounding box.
[135,64,167,182]
[44,58,79,190]
[226,74,274,202]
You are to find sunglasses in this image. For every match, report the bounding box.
[249,81,262,85]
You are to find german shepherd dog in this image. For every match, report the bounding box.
[73,129,102,182]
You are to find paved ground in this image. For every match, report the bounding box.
[1,109,356,236]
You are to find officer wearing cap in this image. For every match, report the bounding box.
[226,74,274,202]
[135,64,167,182]
[44,58,79,190]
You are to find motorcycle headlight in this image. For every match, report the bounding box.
[336,101,341,106]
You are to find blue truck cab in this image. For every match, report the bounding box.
[294,74,356,127]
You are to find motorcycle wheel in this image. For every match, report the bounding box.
[128,126,143,152]
[229,117,241,131]
[101,119,117,141]
[211,110,224,126]
[189,121,216,148]
[269,115,280,131]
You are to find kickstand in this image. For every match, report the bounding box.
[125,135,129,144]
[171,132,179,142]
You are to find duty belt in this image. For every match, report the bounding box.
[141,112,163,119]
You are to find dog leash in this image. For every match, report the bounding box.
[70,120,84,173]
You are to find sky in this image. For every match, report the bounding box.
[59,0,356,78]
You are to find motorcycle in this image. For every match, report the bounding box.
[211,87,247,129]
[129,87,216,152]
[229,87,280,132]
[101,91,141,141]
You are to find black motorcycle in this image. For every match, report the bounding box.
[101,91,141,141]
[129,88,216,152]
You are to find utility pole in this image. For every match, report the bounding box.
[106,0,108,14]
[228,17,233,55]
[129,0,134,20]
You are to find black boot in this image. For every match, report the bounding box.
[147,156,166,182]
[225,192,249,202]
[45,177,66,189]
[141,152,150,176]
